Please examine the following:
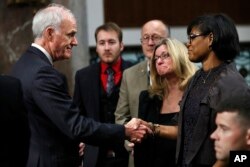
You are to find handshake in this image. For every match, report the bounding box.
[124,118,159,143]
[78,118,165,157]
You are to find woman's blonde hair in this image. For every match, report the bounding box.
[149,38,196,99]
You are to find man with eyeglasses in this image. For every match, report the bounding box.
[115,20,169,167]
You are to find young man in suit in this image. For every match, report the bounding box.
[0,75,30,167]
[73,22,132,167]
[10,4,150,167]
[114,20,169,167]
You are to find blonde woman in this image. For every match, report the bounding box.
[134,38,196,167]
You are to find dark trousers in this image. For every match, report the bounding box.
[96,156,128,167]
[96,149,129,167]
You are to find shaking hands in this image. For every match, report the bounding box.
[124,118,152,143]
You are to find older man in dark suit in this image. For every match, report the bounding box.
[0,75,30,167]
[10,3,150,167]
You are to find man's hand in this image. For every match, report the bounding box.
[124,118,152,143]
[79,142,85,157]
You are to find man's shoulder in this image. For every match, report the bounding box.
[0,75,20,84]
[121,59,133,69]
[0,75,22,101]
[124,61,147,73]
[76,63,99,75]
[0,75,21,94]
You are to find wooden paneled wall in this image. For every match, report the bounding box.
[104,0,250,27]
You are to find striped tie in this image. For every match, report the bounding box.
[106,67,114,96]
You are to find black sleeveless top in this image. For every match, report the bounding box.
[134,90,178,167]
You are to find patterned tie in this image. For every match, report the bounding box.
[106,67,114,96]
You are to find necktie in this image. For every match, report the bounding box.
[106,67,114,96]
[147,71,151,85]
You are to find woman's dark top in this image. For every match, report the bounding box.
[134,90,178,167]
[181,64,226,166]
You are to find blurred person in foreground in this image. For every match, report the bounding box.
[210,92,250,167]
[176,13,249,166]
[134,38,196,167]
[0,75,30,167]
[10,3,150,167]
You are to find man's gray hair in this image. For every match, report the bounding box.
[32,3,75,39]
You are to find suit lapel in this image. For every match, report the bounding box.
[28,46,52,66]
[88,64,101,120]
[137,61,148,76]
[136,61,149,89]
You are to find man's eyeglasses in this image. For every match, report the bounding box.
[154,53,170,61]
[188,33,206,43]
[140,35,163,44]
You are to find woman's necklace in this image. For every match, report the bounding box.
[201,69,212,84]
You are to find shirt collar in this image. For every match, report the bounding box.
[147,59,152,85]
[147,60,150,72]
[31,43,53,65]
[101,57,122,74]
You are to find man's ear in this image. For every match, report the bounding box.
[120,42,124,52]
[44,27,55,41]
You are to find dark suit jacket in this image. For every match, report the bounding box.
[73,60,132,167]
[10,46,125,167]
[0,75,30,167]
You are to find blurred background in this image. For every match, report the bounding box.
[1,0,249,94]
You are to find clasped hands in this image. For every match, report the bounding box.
[124,118,155,143]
